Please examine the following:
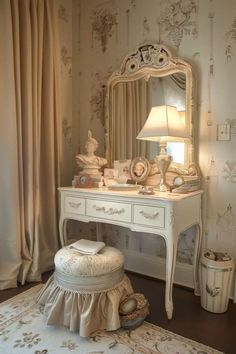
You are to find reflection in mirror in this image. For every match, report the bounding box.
[111,74,186,162]
[167,142,185,165]
[106,43,194,171]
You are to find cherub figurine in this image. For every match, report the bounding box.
[76,130,107,176]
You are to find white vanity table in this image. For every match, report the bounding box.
[58,186,203,320]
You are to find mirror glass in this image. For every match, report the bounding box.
[105,44,194,170]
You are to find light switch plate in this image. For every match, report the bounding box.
[217,124,231,141]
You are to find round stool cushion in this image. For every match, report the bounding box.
[55,246,124,276]
[37,245,133,337]
[54,246,125,293]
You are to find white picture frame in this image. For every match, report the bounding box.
[130,157,151,183]
[114,159,132,183]
[104,168,119,180]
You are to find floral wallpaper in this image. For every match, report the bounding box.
[57,0,236,298]
[158,0,198,49]
[91,7,118,53]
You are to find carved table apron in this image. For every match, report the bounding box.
[58,186,203,320]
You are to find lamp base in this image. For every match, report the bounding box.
[155,154,172,192]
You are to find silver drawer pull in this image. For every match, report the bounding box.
[139,210,159,219]
[68,201,81,208]
[93,205,125,215]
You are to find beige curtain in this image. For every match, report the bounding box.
[0,0,61,289]
[111,79,151,161]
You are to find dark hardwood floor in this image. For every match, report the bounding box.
[128,272,236,354]
[0,270,235,354]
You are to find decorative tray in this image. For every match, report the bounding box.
[107,184,140,191]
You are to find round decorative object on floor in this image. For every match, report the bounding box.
[119,293,150,330]
[37,245,133,337]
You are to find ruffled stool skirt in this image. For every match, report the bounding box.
[37,246,133,337]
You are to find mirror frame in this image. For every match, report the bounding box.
[105,43,195,175]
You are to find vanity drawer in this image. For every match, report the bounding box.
[64,195,86,215]
[86,199,132,223]
[133,204,165,228]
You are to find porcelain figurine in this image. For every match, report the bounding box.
[76,130,107,176]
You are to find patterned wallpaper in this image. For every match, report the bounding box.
[57,0,236,294]
[56,1,73,186]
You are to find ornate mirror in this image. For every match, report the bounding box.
[105,43,195,174]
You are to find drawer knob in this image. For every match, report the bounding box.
[68,201,81,208]
[93,205,125,215]
[139,210,159,219]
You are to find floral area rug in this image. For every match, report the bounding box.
[0,284,224,354]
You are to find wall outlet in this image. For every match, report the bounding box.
[216,124,231,141]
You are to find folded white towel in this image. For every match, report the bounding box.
[69,239,106,255]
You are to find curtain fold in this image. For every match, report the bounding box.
[112,79,151,161]
[0,0,61,289]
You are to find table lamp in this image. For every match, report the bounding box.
[136,105,189,191]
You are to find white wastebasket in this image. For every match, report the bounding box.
[200,252,235,313]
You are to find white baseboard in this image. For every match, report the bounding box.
[122,249,194,289]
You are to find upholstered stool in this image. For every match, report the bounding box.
[37,245,133,337]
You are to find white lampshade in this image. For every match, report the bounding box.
[136,105,189,142]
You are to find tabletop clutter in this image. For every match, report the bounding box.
[69,239,150,330]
